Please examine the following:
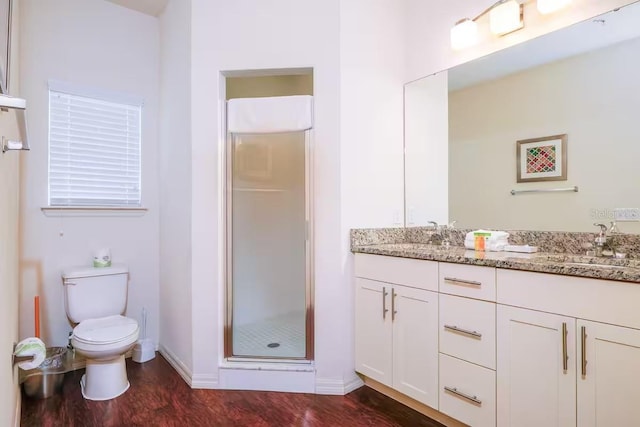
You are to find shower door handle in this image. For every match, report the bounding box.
[382,287,389,319]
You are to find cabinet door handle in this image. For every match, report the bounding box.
[581,326,587,377]
[562,322,568,373]
[444,324,482,339]
[443,277,482,287]
[391,290,397,321]
[444,386,482,406]
[382,287,389,319]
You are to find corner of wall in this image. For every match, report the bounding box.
[315,373,363,395]
[159,345,194,387]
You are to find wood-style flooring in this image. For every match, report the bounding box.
[22,354,444,427]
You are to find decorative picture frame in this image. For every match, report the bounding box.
[516,134,567,183]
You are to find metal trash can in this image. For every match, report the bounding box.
[21,347,68,399]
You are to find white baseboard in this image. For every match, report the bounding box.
[219,367,315,393]
[191,373,220,389]
[344,373,365,394]
[315,373,364,395]
[158,345,193,387]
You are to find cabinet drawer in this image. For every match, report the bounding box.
[355,253,438,291]
[439,353,496,427]
[439,294,496,370]
[439,263,496,301]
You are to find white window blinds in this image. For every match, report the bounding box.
[49,89,142,207]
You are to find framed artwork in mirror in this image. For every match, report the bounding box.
[516,134,567,183]
[0,0,11,94]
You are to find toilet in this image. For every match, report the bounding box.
[62,264,139,401]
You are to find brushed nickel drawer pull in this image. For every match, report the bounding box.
[444,277,482,287]
[382,287,389,320]
[391,290,398,321]
[562,322,568,373]
[444,324,482,339]
[581,326,587,377]
[444,386,482,406]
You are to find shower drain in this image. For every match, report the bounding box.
[267,342,280,348]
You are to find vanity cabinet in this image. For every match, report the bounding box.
[577,320,640,427]
[497,270,640,427]
[496,305,577,427]
[355,255,439,408]
[354,253,640,427]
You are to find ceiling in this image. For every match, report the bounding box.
[104,0,169,17]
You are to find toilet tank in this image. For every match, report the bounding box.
[62,264,129,323]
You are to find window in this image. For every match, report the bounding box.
[48,86,142,207]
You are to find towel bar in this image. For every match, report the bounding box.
[511,186,578,195]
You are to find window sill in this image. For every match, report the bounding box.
[41,207,148,217]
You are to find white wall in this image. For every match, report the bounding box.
[155,0,408,391]
[1,2,22,424]
[189,0,345,388]
[449,36,640,233]
[19,0,160,348]
[340,0,406,230]
[158,0,193,375]
[404,0,638,82]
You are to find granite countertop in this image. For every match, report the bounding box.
[351,243,640,283]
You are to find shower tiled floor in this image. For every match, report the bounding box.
[233,311,306,358]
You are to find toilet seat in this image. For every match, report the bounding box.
[74,315,139,345]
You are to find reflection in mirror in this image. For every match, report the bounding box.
[405,1,640,233]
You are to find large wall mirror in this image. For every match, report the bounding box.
[405,1,640,233]
[0,0,10,93]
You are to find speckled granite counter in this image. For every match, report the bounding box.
[351,242,640,284]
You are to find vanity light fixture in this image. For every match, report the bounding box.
[537,0,572,15]
[451,18,479,50]
[451,0,524,50]
[489,0,524,35]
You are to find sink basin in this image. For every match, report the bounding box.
[563,262,628,270]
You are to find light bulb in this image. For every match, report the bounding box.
[489,0,523,35]
[451,19,478,50]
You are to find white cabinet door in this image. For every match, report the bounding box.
[355,278,393,386]
[577,320,640,427]
[392,285,439,408]
[497,305,576,427]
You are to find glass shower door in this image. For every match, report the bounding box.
[227,131,310,359]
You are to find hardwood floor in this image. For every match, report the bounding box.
[22,354,445,427]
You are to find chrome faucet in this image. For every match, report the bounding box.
[441,221,456,247]
[428,220,456,247]
[427,221,440,245]
[593,223,618,257]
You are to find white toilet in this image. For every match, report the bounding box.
[62,264,139,401]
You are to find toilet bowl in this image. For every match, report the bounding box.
[62,264,139,401]
[72,315,140,401]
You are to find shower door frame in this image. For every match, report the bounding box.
[224,129,314,361]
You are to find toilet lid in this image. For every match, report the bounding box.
[74,315,139,345]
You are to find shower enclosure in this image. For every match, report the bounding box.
[225,94,313,360]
